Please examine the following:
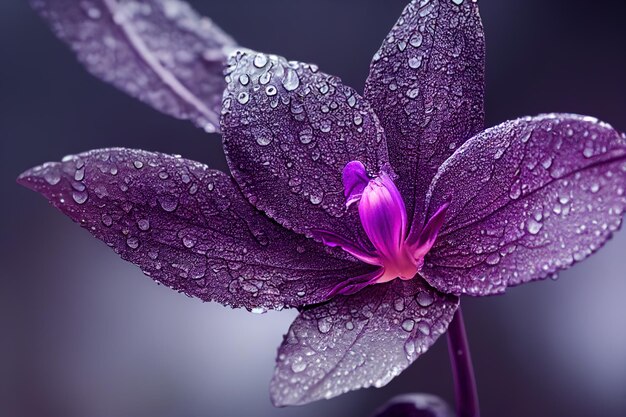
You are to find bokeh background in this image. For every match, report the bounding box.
[1,0,625,416]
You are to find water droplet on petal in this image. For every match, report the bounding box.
[408,56,423,69]
[126,236,139,249]
[101,214,113,227]
[158,195,178,212]
[237,91,250,105]
[290,359,307,373]
[253,53,268,68]
[72,191,88,204]
[44,170,61,185]
[402,319,415,332]
[317,317,333,333]
[265,85,277,96]
[137,219,150,231]
[282,68,300,91]
[416,291,434,307]
[526,218,543,235]
[409,33,423,47]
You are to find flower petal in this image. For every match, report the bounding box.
[371,394,455,417]
[18,148,373,311]
[343,161,370,207]
[312,229,380,265]
[423,114,626,296]
[30,0,236,133]
[408,202,449,259]
[365,0,485,232]
[270,279,458,406]
[221,50,389,242]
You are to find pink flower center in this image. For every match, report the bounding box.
[314,161,449,297]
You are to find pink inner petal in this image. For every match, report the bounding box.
[358,172,408,261]
[342,161,370,207]
[408,202,450,260]
[325,268,384,297]
[312,229,381,265]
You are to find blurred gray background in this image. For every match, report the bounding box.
[1,1,625,416]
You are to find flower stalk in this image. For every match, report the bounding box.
[447,306,480,417]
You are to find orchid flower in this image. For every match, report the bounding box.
[19,0,626,412]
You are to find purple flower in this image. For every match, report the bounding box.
[19,0,626,408]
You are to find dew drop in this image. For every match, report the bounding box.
[417,322,431,336]
[409,33,423,48]
[282,68,300,91]
[299,128,313,144]
[101,213,113,227]
[253,53,268,68]
[265,85,277,96]
[402,319,415,332]
[317,317,332,333]
[238,74,250,86]
[133,160,144,169]
[416,291,434,307]
[72,191,88,204]
[309,192,323,205]
[485,253,501,265]
[290,360,307,373]
[44,170,61,185]
[408,56,423,69]
[256,136,272,146]
[182,236,196,248]
[74,168,85,181]
[509,182,522,200]
[126,236,139,249]
[158,195,178,212]
[406,87,420,99]
[137,219,150,231]
[237,91,250,105]
[526,218,543,235]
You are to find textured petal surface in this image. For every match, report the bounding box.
[221,50,389,241]
[30,0,236,133]
[18,148,374,311]
[423,114,626,295]
[270,279,458,405]
[365,0,485,232]
[371,394,455,417]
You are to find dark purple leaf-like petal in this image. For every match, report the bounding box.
[365,0,485,233]
[30,0,236,133]
[18,148,374,310]
[423,114,626,296]
[221,50,389,242]
[371,394,455,417]
[270,279,458,405]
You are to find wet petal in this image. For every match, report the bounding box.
[365,0,485,232]
[18,148,373,311]
[371,394,455,417]
[221,50,389,242]
[408,202,449,259]
[423,114,626,296]
[312,229,380,265]
[270,279,458,405]
[326,268,384,297]
[343,161,370,207]
[30,0,236,133]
